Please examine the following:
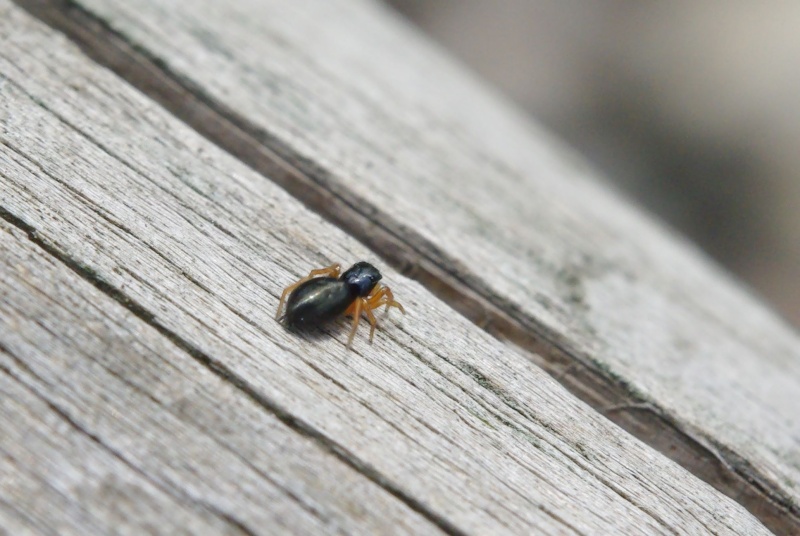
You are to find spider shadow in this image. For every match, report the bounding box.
[277,315,356,345]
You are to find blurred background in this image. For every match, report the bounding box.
[383,0,800,328]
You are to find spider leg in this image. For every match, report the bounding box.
[275,263,341,319]
[362,300,379,343]
[341,286,404,346]
[346,298,364,349]
[366,285,405,315]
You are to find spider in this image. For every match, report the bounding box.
[275,262,405,348]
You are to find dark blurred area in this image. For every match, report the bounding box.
[384,1,800,327]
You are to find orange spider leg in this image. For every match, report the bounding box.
[342,285,405,346]
[346,297,364,349]
[366,285,405,315]
[361,300,379,342]
[344,285,398,316]
[275,263,341,319]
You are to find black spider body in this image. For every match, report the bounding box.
[284,262,381,328]
[276,262,402,348]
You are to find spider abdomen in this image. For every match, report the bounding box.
[284,277,354,329]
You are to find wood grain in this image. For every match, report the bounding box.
[0,218,440,535]
[0,3,772,534]
[16,0,797,531]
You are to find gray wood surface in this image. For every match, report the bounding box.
[17,0,796,531]
[0,2,773,534]
[0,220,439,535]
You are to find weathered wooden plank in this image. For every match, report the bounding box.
[0,3,772,534]
[1,353,242,535]
[17,0,797,531]
[0,210,442,535]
